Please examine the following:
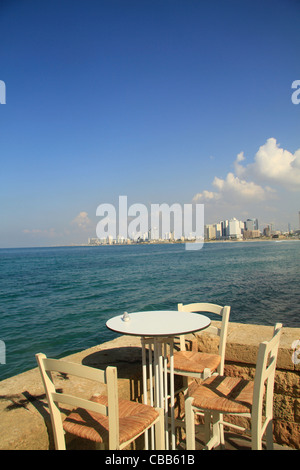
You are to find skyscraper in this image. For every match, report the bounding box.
[245,218,258,231]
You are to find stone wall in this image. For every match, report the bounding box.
[0,322,299,450]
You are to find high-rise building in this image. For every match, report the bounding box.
[221,220,229,238]
[228,218,244,239]
[214,223,222,239]
[245,218,258,231]
[204,224,216,240]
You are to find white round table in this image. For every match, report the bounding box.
[106,310,211,450]
[106,310,210,337]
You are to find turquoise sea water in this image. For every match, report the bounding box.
[0,241,299,381]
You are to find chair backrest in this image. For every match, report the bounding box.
[251,323,282,446]
[177,302,231,374]
[35,353,119,450]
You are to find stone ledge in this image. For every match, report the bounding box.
[195,321,300,371]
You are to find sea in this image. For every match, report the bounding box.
[0,240,299,381]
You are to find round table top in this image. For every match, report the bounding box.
[106,310,211,337]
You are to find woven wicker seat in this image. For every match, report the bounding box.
[172,351,221,374]
[188,376,254,414]
[185,323,282,450]
[170,303,231,384]
[63,395,160,445]
[36,353,164,450]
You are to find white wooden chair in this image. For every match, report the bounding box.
[36,353,164,450]
[173,303,231,383]
[185,323,282,450]
[168,303,230,444]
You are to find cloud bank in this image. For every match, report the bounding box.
[193,138,300,206]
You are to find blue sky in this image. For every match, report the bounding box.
[0,0,300,247]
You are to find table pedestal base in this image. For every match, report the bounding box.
[141,336,175,450]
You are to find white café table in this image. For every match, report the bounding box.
[106,310,211,450]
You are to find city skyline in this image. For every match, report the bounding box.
[88,212,300,247]
[1,1,300,248]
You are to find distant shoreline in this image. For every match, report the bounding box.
[86,236,300,247]
[1,237,299,250]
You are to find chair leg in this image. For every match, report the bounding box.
[204,411,211,443]
[251,414,262,450]
[219,413,225,449]
[204,411,221,450]
[203,368,211,379]
[155,408,165,450]
[251,423,262,450]
[265,419,274,450]
[185,397,195,450]
[251,434,262,450]
[95,442,106,450]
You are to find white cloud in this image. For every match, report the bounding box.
[193,138,299,207]
[193,172,270,203]
[217,172,269,200]
[193,190,220,202]
[71,211,92,230]
[238,138,300,190]
[233,152,246,177]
